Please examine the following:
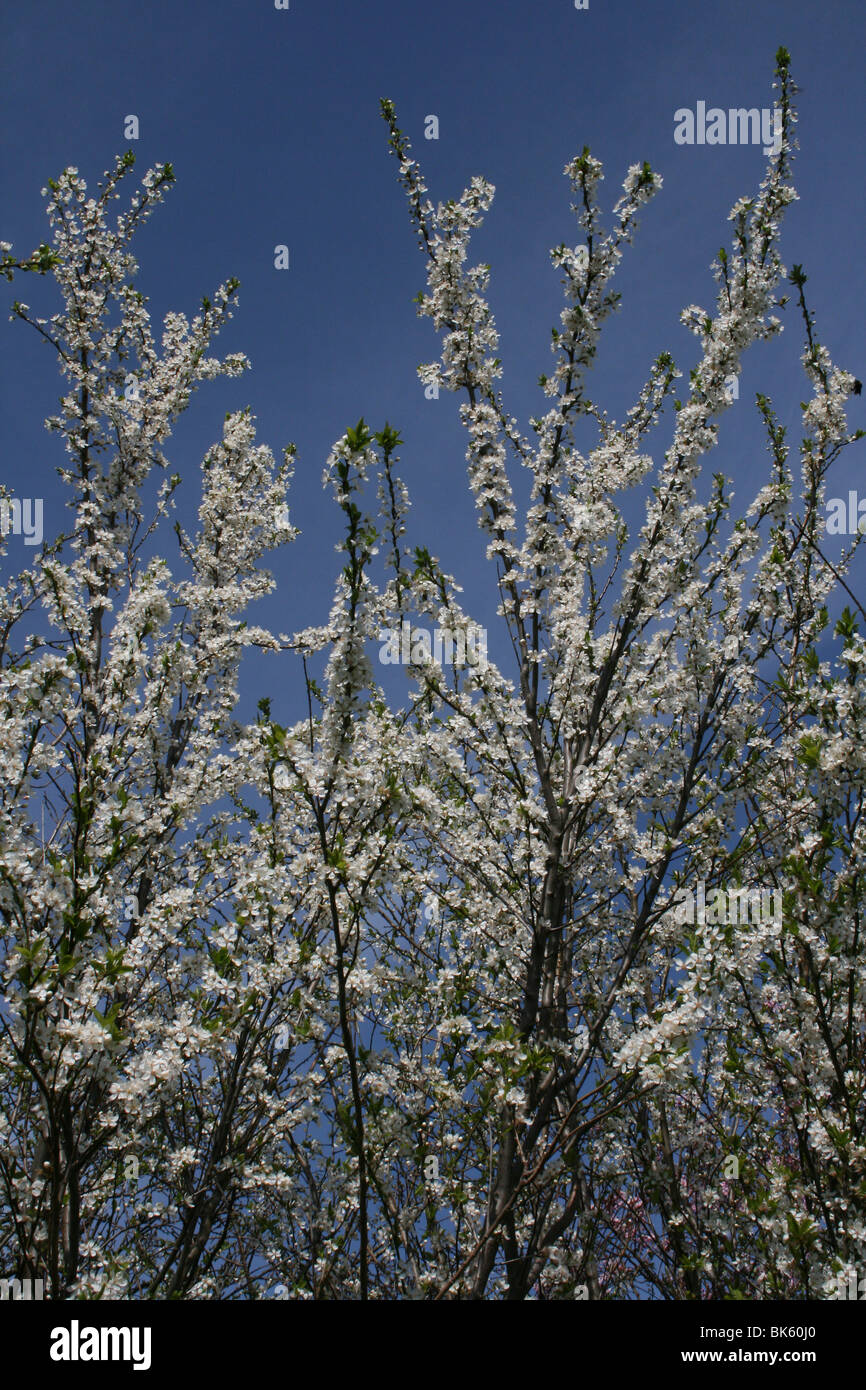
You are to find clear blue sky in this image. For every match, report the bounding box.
[2,0,864,722]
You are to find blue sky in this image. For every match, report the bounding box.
[2,0,864,722]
